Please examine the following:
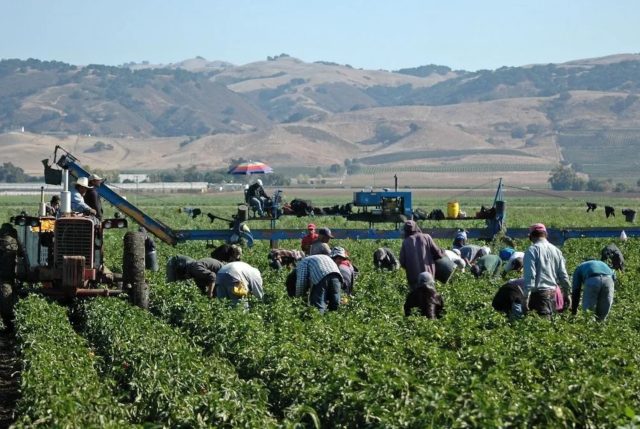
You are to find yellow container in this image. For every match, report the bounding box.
[447,201,460,219]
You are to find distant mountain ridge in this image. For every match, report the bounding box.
[1,54,640,186]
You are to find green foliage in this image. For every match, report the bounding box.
[146,235,640,428]
[7,194,640,427]
[13,295,131,428]
[80,297,277,427]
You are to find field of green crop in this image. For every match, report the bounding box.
[2,190,640,427]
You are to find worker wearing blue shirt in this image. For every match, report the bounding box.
[571,260,616,321]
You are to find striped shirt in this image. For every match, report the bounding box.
[295,255,341,297]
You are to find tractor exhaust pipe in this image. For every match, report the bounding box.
[60,169,71,215]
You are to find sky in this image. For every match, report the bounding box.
[2,0,639,72]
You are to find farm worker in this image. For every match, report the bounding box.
[470,254,502,278]
[444,249,466,272]
[139,227,158,272]
[45,195,60,217]
[452,229,467,250]
[399,220,445,291]
[459,244,490,266]
[0,223,19,282]
[571,259,616,321]
[301,223,318,255]
[268,248,305,270]
[166,255,224,298]
[70,177,97,216]
[84,173,104,220]
[309,227,334,256]
[373,247,400,271]
[523,223,571,317]
[330,246,358,296]
[247,179,269,216]
[492,278,526,320]
[210,243,243,263]
[215,261,264,305]
[294,254,342,314]
[502,251,525,277]
[601,244,625,272]
[403,272,444,319]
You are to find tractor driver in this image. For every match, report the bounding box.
[71,177,97,217]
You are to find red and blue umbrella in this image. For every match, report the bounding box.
[228,161,273,175]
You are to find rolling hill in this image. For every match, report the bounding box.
[1,54,640,187]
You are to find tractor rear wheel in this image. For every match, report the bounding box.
[0,282,15,328]
[123,232,148,310]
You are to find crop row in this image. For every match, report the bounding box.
[79,297,277,428]
[13,295,131,428]
[149,236,640,428]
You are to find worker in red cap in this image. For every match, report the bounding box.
[523,223,571,318]
[300,223,318,255]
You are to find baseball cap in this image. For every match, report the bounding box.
[307,223,316,230]
[529,223,547,233]
[330,246,348,259]
[318,227,334,238]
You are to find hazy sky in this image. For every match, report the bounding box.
[2,0,638,71]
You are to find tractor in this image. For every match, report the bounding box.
[0,194,148,328]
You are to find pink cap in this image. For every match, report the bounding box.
[529,223,547,233]
[307,223,316,230]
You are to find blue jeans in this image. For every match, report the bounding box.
[582,275,614,321]
[309,273,341,314]
[250,197,264,216]
[509,302,524,321]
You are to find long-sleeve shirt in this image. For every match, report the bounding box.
[523,239,571,297]
[475,254,502,277]
[400,233,444,289]
[337,260,357,295]
[295,255,341,297]
[504,251,525,272]
[215,261,263,299]
[70,188,93,214]
[571,260,615,303]
[301,232,318,254]
[444,249,466,270]
[459,245,483,263]
[187,258,224,289]
[83,188,103,220]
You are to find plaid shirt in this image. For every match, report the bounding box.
[295,255,340,297]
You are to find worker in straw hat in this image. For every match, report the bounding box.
[70,177,97,216]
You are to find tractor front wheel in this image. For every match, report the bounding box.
[0,282,15,328]
[123,232,148,310]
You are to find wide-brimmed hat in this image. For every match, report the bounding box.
[330,246,348,259]
[75,177,92,188]
[89,173,102,181]
[318,227,334,238]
